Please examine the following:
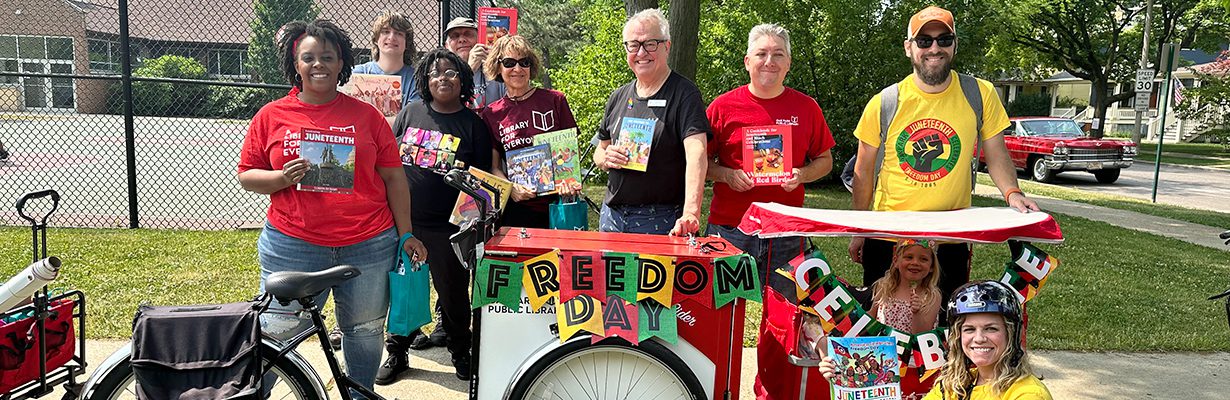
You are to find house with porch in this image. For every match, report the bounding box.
[993,47,1225,143]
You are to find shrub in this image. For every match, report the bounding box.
[1006,93,1052,117]
[207,86,282,119]
[1055,95,1088,108]
[108,55,212,117]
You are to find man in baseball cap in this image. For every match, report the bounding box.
[401,17,506,111]
[848,9,1040,384]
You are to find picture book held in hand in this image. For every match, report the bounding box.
[298,127,356,194]
[827,336,901,400]
[339,74,402,126]
[477,7,517,45]
[449,167,513,226]
[742,125,793,185]
[505,143,554,195]
[616,117,656,172]
[400,127,462,172]
[531,128,580,190]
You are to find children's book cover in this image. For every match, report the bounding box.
[339,74,402,126]
[531,128,580,190]
[742,125,793,185]
[298,127,356,194]
[400,127,463,172]
[477,7,518,46]
[616,117,656,172]
[505,143,555,195]
[828,336,901,400]
[450,167,514,226]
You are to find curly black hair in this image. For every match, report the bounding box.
[278,19,355,89]
[413,47,474,106]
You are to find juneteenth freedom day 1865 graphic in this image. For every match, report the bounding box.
[894,118,961,183]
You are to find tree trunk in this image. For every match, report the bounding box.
[666,0,700,81]
[625,0,659,17]
[1090,79,1108,139]
[541,47,553,90]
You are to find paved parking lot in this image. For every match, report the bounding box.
[1,112,267,229]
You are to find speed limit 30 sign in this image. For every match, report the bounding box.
[1135,69,1155,93]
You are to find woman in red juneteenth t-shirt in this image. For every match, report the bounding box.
[236,20,426,393]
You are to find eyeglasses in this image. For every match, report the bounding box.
[499,57,533,68]
[912,34,956,49]
[622,39,667,53]
[429,69,459,79]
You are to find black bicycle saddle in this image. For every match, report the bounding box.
[265,265,361,302]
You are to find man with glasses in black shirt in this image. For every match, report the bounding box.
[593,8,710,237]
[847,6,1039,309]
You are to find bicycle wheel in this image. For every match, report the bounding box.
[84,346,322,400]
[507,337,707,400]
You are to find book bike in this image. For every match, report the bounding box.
[737,203,1064,399]
[75,168,747,400]
[1210,230,1230,331]
[0,190,88,400]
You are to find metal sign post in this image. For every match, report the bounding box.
[1151,43,1180,203]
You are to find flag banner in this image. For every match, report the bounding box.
[672,256,714,308]
[473,258,523,309]
[595,294,640,345]
[714,253,761,307]
[604,251,640,304]
[637,299,678,344]
[557,294,604,341]
[560,251,605,302]
[522,250,561,310]
[636,254,675,306]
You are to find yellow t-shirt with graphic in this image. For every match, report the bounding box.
[922,374,1054,400]
[853,71,1010,211]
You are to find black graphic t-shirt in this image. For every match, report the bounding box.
[596,71,711,206]
[392,100,494,231]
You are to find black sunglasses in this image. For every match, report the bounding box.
[912,34,956,49]
[499,57,533,68]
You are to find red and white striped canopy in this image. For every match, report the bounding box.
[737,203,1064,244]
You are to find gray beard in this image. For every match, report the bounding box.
[913,56,952,86]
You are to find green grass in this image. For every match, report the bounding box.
[1138,142,1230,158]
[1133,153,1230,169]
[977,174,1230,229]
[4,183,1228,351]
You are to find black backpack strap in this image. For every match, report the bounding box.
[957,73,984,193]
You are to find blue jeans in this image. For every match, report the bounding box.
[257,223,396,397]
[705,223,806,294]
[599,204,682,235]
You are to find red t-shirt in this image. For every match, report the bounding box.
[238,93,402,246]
[705,85,836,226]
[480,88,578,213]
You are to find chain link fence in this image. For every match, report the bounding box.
[0,0,478,229]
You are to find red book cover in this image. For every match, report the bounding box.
[477,7,518,46]
[297,127,356,194]
[742,125,793,186]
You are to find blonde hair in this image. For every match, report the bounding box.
[369,10,417,65]
[870,242,941,324]
[936,314,1034,399]
[483,35,541,82]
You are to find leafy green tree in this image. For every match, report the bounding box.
[246,0,318,83]
[497,0,588,89]
[1175,50,1230,134]
[111,55,211,117]
[988,0,1217,138]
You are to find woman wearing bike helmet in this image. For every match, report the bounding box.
[923,280,1052,400]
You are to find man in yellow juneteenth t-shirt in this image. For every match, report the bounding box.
[848,6,1041,308]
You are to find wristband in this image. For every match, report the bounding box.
[1003,188,1024,203]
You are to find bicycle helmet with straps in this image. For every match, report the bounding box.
[947,280,1026,367]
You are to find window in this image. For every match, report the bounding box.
[210,49,246,77]
[0,36,16,58]
[89,39,118,73]
[48,38,72,61]
[1,60,16,84]
[1,35,76,109]
[17,37,46,59]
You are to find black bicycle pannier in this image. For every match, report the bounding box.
[131,301,261,400]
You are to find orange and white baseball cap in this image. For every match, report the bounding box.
[907,6,956,38]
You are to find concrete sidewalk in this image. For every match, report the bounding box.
[57,340,1230,399]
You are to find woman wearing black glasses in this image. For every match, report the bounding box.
[479,35,579,228]
[381,47,494,383]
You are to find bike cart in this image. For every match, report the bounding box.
[474,228,748,400]
[2,190,87,400]
[737,203,1064,400]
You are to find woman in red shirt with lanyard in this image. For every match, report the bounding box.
[236,19,426,396]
